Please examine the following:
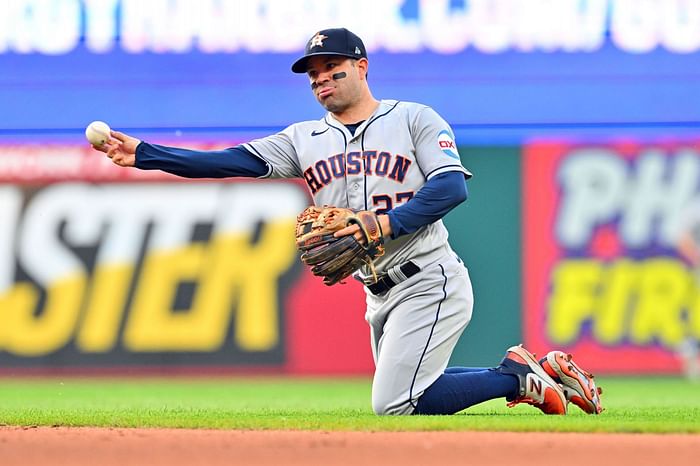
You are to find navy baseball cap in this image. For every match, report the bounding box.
[291,28,367,73]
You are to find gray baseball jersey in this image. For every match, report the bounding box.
[244,99,474,414]
[244,100,471,272]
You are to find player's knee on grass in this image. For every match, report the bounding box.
[372,392,416,415]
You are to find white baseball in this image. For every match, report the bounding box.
[85,121,111,146]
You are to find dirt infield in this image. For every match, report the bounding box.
[1,427,698,466]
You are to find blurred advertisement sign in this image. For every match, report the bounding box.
[2,0,699,55]
[0,181,301,364]
[0,143,372,372]
[524,140,700,373]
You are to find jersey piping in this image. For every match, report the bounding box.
[425,164,472,180]
[360,101,401,210]
[324,118,350,206]
[408,263,448,410]
[242,144,275,179]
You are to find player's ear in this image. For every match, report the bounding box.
[356,58,369,81]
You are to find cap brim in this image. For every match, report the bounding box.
[291,52,359,73]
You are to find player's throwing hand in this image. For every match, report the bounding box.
[92,130,140,167]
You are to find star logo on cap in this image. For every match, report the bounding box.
[310,32,327,48]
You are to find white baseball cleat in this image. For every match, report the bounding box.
[497,345,567,415]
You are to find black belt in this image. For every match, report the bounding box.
[366,261,421,295]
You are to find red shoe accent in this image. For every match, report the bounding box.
[540,351,603,415]
[500,345,567,415]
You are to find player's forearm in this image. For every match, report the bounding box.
[386,171,468,239]
[135,142,270,178]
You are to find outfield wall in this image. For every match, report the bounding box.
[2,0,700,374]
[452,141,700,374]
[0,143,371,374]
[1,141,699,374]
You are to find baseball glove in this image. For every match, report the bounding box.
[295,206,385,286]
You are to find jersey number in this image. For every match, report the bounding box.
[372,191,414,214]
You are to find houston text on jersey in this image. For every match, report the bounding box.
[303,151,412,194]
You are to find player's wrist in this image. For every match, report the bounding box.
[378,214,392,239]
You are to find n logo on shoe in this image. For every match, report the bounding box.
[526,374,545,402]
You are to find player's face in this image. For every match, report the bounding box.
[306,56,363,114]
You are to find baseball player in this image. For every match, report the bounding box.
[93,28,602,415]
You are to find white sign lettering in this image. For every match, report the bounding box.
[1,0,698,55]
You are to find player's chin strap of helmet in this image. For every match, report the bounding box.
[359,261,421,295]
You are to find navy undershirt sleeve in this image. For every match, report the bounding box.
[135,142,270,178]
[386,171,468,239]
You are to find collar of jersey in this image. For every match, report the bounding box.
[325,99,396,139]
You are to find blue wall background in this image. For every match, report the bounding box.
[2,11,699,144]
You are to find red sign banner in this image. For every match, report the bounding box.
[0,143,373,374]
[523,140,700,373]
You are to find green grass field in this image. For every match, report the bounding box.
[0,376,698,433]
